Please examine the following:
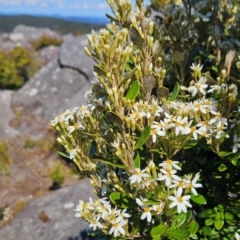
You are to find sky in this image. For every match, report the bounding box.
[0,0,113,18]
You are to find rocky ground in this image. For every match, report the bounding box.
[0,25,97,239]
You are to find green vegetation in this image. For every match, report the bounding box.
[50,162,65,187]
[0,46,38,89]
[24,136,36,149]
[31,35,63,51]
[0,15,105,34]
[0,141,11,175]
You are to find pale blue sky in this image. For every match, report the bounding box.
[0,0,112,17]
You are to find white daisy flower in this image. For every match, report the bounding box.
[168,188,192,213]
[129,168,149,184]
[187,77,208,97]
[109,219,126,238]
[89,216,103,231]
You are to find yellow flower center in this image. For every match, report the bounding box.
[177,197,183,203]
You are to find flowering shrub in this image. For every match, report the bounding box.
[51,0,240,239]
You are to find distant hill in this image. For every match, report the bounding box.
[0,15,107,34]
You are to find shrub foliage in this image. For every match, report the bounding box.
[51,0,240,239]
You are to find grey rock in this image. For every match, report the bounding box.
[0,179,96,240]
[0,90,20,140]
[59,35,95,82]
[38,45,60,65]
[12,25,62,43]
[12,58,90,123]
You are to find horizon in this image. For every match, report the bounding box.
[0,0,111,18]
[0,1,150,18]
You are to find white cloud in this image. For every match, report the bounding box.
[96,3,108,9]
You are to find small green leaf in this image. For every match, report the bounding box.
[150,224,167,237]
[183,139,198,149]
[225,212,237,225]
[125,80,140,101]
[166,229,190,240]
[89,140,97,158]
[134,152,140,168]
[205,218,214,226]
[218,163,227,172]
[191,194,206,205]
[218,151,232,157]
[166,208,177,216]
[109,192,134,209]
[95,158,126,169]
[214,211,224,230]
[211,65,218,72]
[198,209,215,218]
[170,81,180,101]
[57,151,70,159]
[203,226,213,236]
[135,126,151,150]
[188,221,199,236]
[172,213,187,227]
[180,211,193,228]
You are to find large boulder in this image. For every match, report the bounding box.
[11,58,91,129]
[12,25,62,43]
[0,90,20,139]
[0,180,96,240]
[59,35,95,82]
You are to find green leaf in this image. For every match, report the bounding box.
[230,153,240,166]
[172,213,187,228]
[135,126,151,150]
[125,80,140,101]
[218,151,232,157]
[150,224,167,237]
[188,221,199,236]
[109,192,134,209]
[203,226,213,236]
[211,65,218,73]
[191,194,206,205]
[225,212,237,225]
[95,158,126,169]
[218,163,227,172]
[134,152,140,168]
[183,139,198,149]
[166,229,190,240]
[180,211,193,228]
[89,140,97,158]
[170,81,180,101]
[57,151,70,159]
[205,218,214,226]
[214,211,224,230]
[166,208,177,216]
[198,209,215,218]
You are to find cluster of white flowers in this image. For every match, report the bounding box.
[129,159,202,215]
[150,97,229,143]
[74,197,131,238]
